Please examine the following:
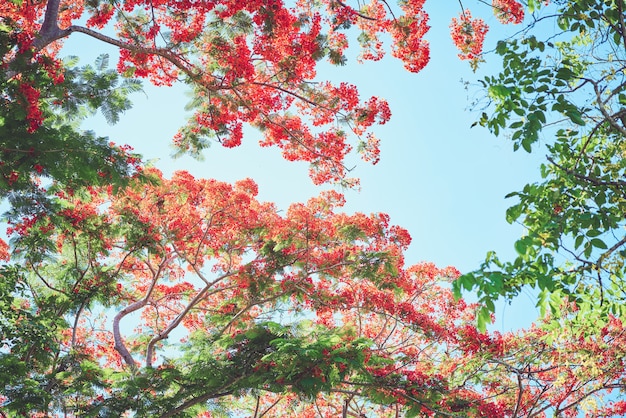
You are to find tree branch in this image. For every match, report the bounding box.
[67,25,200,81]
[113,254,174,369]
[547,156,626,190]
[589,78,626,137]
[32,0,66,51]
[334,0,377,21]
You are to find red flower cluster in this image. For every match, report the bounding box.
[449,11,488,63]
[390,0,430,73]
[37,55,65,85]
[0,239,9,262]
[18,82,44,133]
[492,0,525,24]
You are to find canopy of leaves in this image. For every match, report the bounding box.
[0,21,144,220]
[4,170,626,417]
[455,0,626,331]
[4,0,626,416]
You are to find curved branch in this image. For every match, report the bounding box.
[334,0,377,21]
[158,382,241,418]
[29,261,68,296]
[145,242,239,367]
[589,78,626,137]
[113,254,174,369]
[66,25,200,81]
[512,373,524,417]
[547,156,626,190]
[144,275,234,367]
[32,0,66,51]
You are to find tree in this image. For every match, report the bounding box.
[0,0,537,264]
[454,0,626,332]
[13,0,625,416]
[0,22,145,224]
[0,169,480,416]
[4,169,626,417]
[1,0,531,186]
[0,0,529,261]
[0,0,530,253]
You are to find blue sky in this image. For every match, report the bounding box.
[60,1,549,331]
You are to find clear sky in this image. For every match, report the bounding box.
[60,0,550,331]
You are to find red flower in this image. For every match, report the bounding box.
[19,83,44,133]
[449,11,488,64]
[492,0,524,24]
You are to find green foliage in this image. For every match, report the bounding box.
[1,38,145,220]
[59,54,144,125]
[0,265,64,366]
[65,322,373,417]
[0,29,157,415]
[0,265,98,416]
[460,0,626,330]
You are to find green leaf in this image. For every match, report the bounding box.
[488,85,511,99]
[476,306,492,332]
[495,41,508,55]
[534,111,546,124]
[567,110,586,126]
[556,67,575,80]
[514,239,527,256]
[489,272,504,294]
[506,204,523,223]
[591,238,608,249]
[452,277,464,299]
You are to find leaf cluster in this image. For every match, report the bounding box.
[1,30,145,219]
[458,0,626,331]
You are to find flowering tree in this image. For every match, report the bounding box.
[0,169,471,416]
[1,0,527,187]
[0,0,530,266]
[3,169,626,417]
[11,0,625,417]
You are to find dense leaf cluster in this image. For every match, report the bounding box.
[455,0,626,332]
[1,21,143,220]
